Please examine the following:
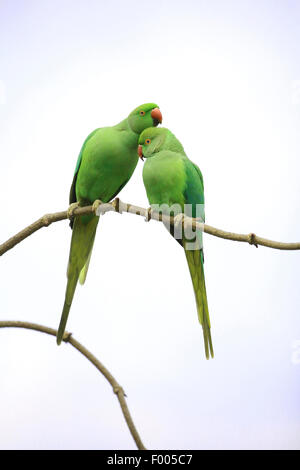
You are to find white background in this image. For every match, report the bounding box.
[0,0,299,449]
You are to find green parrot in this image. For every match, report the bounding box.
[57,103,162,345]
[138,127,213,359]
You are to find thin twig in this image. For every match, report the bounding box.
[0,320,146,450]
[0,198,299,256]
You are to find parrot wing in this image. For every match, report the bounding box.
[183,159,205,220]
[69,129,100,206]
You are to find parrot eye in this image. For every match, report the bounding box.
[145,139,151,145]
[140,110,145,116]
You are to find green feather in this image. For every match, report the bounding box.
[57,215,99,344]
[184,245,213,359]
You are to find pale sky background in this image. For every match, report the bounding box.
[0,0,300,450]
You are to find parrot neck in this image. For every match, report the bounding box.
[114,118,140,149]
[115,118,137,134]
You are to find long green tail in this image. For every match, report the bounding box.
[184,247,214,359]
[57,214,99,345]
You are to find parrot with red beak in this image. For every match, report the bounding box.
[57,103,162,345]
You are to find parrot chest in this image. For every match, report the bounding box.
[76,127,138,203]
[143,152,186,209]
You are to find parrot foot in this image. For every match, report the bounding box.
[67,202,80,219]
[92,199,103,215]
[144,207,152,222]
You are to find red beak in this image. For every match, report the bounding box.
[138,144,144,160]
[151,107,162,124]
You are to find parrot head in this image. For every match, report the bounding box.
[128,103,162,134]
[137,127,170,160]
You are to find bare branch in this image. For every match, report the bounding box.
[0,320,146,451]
[0,198,299,256]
